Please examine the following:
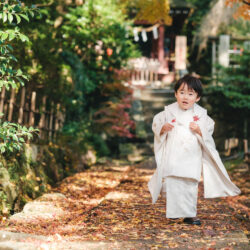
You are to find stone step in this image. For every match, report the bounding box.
[140,90,175,103]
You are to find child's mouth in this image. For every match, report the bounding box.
[182,101,188,105]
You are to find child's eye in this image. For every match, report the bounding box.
[189,93,193,96]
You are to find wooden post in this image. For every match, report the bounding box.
[158,24,165,64]
[8,88,15,122]
[54,104,60,131]
[4,103,8,120]
[0,86,6,114]
[150,70,153,82]
[38,96,47,139]
[24,102,29,125]
[211,40,216,82]
[243,139,248,161]
[49,102,54,139]
[140,69,144,83]
[54,104,61,141]
[58,107,65,130]
[29,91,36,126]
[18,87,26,124]
[145,69,149,83]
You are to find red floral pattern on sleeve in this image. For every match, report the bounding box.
[193,115,200,122]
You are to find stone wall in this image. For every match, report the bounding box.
[0,142,91,216]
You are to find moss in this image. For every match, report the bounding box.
[224,157,244,172]
[0,143,76,217]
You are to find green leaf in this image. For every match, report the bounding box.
[12,134,18,141]
[3,13,7,23]
[1,33,8,41]
[20,14,29,22]
[10,82,17,89]
[29,10,35,18]
[19,34,29,42]
[8,32,16,41]
[15,14,21,24]
[19,138,25,143]
[8,13,13,24]
[0,146,5,154]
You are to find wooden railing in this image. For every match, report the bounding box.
[125,57,161,86]
[122,57,175,87]
[0,87,65,141]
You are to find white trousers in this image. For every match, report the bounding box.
[162,176,199,218]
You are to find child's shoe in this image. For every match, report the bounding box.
[183,217,201,225]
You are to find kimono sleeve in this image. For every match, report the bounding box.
[199,115,241,197]
[152,111,167,143]
[200,115,216,149]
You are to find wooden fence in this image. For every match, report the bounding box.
[0,86,65,141]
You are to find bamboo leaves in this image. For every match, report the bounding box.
[0,1,39,153]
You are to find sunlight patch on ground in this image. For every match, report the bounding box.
[80,198,103,205]
[142,174,153,181]
[105,191,136,200]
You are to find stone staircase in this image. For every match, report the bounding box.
[128,87,175,161]
[140,88,175,144]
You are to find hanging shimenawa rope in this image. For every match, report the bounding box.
[128,23,160,42]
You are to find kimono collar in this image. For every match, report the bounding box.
[164,102,207,119]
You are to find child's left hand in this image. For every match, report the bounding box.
[189,122,202,136]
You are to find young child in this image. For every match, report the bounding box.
[148,75,241,225]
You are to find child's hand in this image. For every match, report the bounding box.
[160,123,174,135]
[189,122,202,136]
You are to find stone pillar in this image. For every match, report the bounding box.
[218,35,230,67]
[175,36,187,77]
[211,40,216,77]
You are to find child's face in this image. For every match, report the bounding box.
[175,83,200,110]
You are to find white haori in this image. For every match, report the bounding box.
[163,176,198,218]
[162,106,202,181]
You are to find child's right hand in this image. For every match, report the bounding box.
[160,123,174,135]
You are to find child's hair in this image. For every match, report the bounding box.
[174,75,203,97]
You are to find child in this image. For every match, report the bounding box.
[148,75,241,225]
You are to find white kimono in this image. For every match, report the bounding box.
[148,102,241,218]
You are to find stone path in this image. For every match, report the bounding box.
[0,159,249,249]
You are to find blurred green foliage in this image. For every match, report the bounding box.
[205,50,250,140]
[2,0,139,158]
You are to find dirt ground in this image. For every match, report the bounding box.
[0,159,249,249]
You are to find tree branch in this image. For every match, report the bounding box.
[35,0,54,7]
[242,0,250,6]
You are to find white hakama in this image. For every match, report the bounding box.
[162,177,198,218]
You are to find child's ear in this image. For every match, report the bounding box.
[196,96,200,102]
[174,92,177,98]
